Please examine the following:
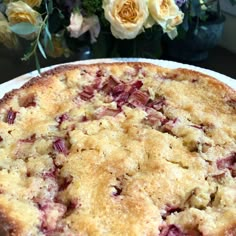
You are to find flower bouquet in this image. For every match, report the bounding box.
[0,0,185,69]
[163,0,236,62]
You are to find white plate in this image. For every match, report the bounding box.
[0,58,235,99]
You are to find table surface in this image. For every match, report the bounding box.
[0,45,235,85]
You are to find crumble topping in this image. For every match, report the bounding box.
[0,63,235,235]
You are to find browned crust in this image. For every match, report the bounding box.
[0,208,19,236]
[0,62,235,235]
[0,62,235,108]
[173,68,235,93]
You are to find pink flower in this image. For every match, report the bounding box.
[67,12,100,43]
[67,12,83,38]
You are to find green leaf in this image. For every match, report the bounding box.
[10,22,37,35]
[43,30,54,52]
[43,24,53,50]
[58,9,65,19]
[45,0,53,14]
[43,30,49,48]
[22,43,34,61]
[48,0,53,14]
[45,24,51,40]
[22,53,30,61]
[35,53,41,74]
[38,41,47,59]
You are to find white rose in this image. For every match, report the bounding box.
[103,0,149,39]
[148,0,184,39]
[67,12,100,43]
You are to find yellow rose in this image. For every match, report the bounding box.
[148,0,184,39]
[103,0,149,39]
[6,1,41,25]
[23,0,42,8]
[0,13,18,48]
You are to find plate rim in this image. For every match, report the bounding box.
[0,58,235,99]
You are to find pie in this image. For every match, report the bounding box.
[0,62,235,236]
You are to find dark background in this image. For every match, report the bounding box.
[0,45,235,85]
